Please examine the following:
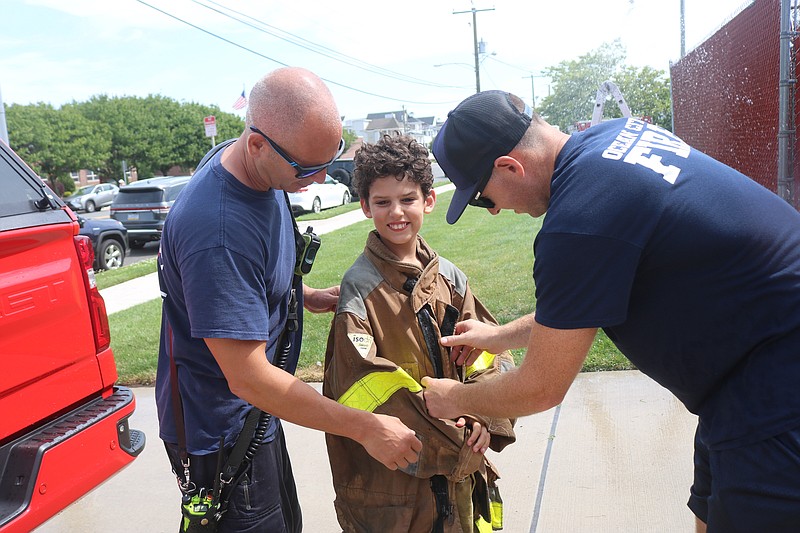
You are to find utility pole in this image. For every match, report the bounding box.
[680,0,686,58]
[453,5,494,93]
[778,0,796,207]
[523,74,536,111]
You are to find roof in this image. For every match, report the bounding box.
[366,117,403,130]
[340,137,363,159]
[366,110,406,121]
[123,175,191,189]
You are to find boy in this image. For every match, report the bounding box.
[323,135,516,532]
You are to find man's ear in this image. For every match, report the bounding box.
[494,155,525,177]
[246,130,264,157]
[423,188,437,214]
[360,197,373,218]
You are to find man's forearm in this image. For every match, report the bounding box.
[497,313,537,351]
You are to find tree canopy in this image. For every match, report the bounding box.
[5,95,245,187]
[536,41,672,132]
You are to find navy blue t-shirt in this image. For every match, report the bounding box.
[155,148,302,454]
[534,118,800,449]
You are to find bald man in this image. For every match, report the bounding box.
[156,67,421,532]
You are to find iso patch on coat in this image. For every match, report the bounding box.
[347,333,373,358]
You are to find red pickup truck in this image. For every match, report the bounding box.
[0,140,145,532]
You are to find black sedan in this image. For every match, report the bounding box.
[77,216,129,270]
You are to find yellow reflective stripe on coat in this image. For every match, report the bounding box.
[465,351,496,377]
[337,368,422,412]
[491,498,503,530]
[475,500,503,532]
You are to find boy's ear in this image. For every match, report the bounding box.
[423,188,437,214]
[360,197,373,218]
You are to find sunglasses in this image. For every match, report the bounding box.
[249,126,345,179]
[468,172,495,209]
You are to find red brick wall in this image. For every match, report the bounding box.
[670,0,794,193]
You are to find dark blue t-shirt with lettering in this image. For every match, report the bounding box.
[155,148,302,454]
[534,118,800,449]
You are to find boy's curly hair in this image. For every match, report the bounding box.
[353,134,433,201]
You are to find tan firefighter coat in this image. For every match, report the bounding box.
[323,232,516,533]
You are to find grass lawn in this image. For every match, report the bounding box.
[103,189,631,385]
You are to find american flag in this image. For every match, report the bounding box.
[232,89,247,110]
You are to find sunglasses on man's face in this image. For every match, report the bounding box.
[468,172,495,209]
[249,126,345,179]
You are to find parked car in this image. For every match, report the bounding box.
[327,158,357,198]
[110,175,191,249]
[77,215,128,270]
[0,140,144,532]
[66,182,119,213]
[288,174,352,214]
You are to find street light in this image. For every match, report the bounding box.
[434,53,496,93]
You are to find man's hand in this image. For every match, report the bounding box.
[456,417,490,454]
[440,319,500,366]
[303,284,339,313]
[421,376,463,420]
[361,414,423,470]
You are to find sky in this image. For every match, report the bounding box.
[0,0,753,124]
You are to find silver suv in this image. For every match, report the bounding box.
[66,182,119,213]
[110,176,191,249]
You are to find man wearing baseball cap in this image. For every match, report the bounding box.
[425,90,800,532]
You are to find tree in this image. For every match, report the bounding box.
[537,41,672,132]
[6,102,110,193]
[343,128,358,153]
[613,65,672,130]
[75,95,245,180]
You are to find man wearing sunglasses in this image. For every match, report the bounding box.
[156,67,421,533]
[424,90,800,533]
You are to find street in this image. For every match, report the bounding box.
[81,209,160,266]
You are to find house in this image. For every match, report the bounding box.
[345,110,442,147]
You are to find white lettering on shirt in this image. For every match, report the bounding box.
[601,119,691,185]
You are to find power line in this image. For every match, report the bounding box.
[134,0,466,106]
[196,0,468,90]
[484,55,541,74]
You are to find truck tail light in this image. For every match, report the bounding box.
[74,235,112,351]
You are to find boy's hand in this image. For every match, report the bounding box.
[455,417,490,454]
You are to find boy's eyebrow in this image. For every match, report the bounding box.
[370,191,418,201]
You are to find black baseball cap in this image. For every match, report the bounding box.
[432,90,532,224]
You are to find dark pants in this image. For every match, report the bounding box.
[688,423,800,532]
[165,422,302,533]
